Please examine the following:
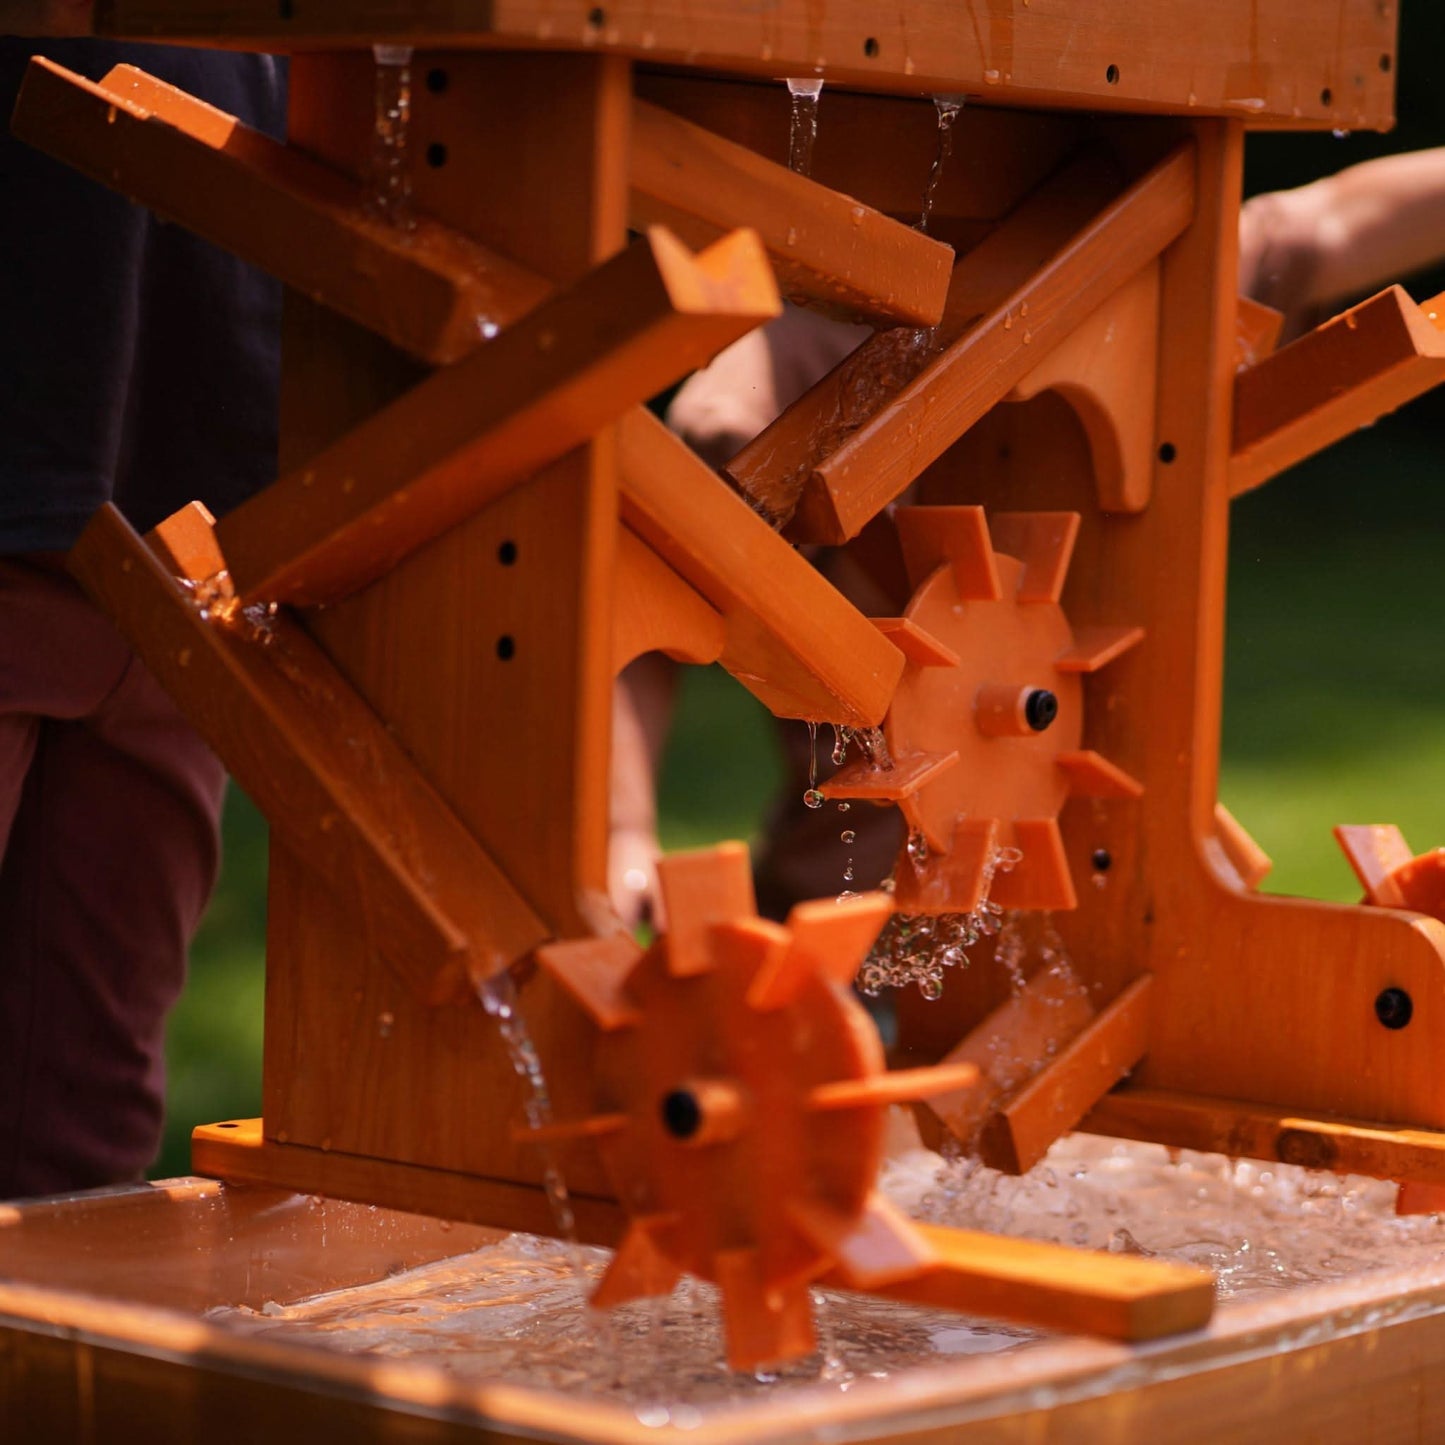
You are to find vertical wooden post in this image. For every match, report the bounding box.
[260,52,632,1204]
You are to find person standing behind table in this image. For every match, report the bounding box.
[0,7,286,1197]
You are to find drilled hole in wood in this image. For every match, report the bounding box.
[426,68,449,93]
[1320,86,1333,105]
[1106,63,1120,84]
[863,36,880,57]
[1158,441,1177,464]
[587,6,606,27]
[1379,54,1392,73]
[278,0,294,17]
[497,540,518,566]
[426,142,448,168]
[497,635,517,661]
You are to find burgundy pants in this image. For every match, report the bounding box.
[0,557,225,1198]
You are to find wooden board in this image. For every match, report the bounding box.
[90,0,1397,130]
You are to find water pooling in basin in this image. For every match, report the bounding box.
[208,1128,1445,1412]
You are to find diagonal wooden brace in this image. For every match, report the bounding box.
[617,408,905,724]
[629,97,953,328]
[1230,285,1445,497]
[728,143,1196,543]
[11,59,553,366]
[68,503,549,1005]
[216,225,779,607]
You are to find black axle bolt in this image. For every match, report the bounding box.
[1375,987,1414,1030]
[661,1089,702,1138]
[1024,688,1059,732]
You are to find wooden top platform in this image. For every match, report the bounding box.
[92,0,1397,130]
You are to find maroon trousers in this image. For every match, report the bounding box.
[0,557,225,1198]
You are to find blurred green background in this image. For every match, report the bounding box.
[152,3,1445,1178]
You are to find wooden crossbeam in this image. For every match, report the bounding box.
[68,504,548,1005]
[629,97,952,329]
[1084,1088,1445,1187]
[90,0,1395,132]
[1230,286,1445,497]
[849,1222,1214,1342]
[727,144,1195,542]
[11,59,552,366]
[616,409,904,725]
[977,976,1154,1174]
[217,226,778,607]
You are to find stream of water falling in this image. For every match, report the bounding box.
[785,77,824,177]
[918,94,965,234]
[367,45,416,231]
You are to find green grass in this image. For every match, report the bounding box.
[155,419,1445,1177]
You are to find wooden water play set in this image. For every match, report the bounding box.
[7,1,1445,1438]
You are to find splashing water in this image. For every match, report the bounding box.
[367,45,416,231]
[785,77,824,176]
[918,94,965,235]
[829,723,894,771]
[858,847,1022,998]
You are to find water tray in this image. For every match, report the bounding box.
[4,1143,1445,1443]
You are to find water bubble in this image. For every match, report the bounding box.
[906,831,929,867]
[841,829,857,844]
[803,788,825,810]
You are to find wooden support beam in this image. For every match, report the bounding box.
[611,524,726,674]
[67,504,548,1005]
[728,144,1195,542]
[616,408,905,725]
[978,976,1154,1174]
[1084,1088,1445,1187]
[629,97,953,329]
[218,226,779,608]
[90,0,1396,131]
[1230,286,1445,497]
[10,58,552,367]
[854,1222,1214,1342]
[192,1119,624,1241]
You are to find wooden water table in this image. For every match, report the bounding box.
[11,0,1445,1436]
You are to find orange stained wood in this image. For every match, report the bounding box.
[66,504,547,1004]
[922,957,1098,1150]
[218,225,779,608]
[629,96,953,329]
[1231,286,1445,497]
[91,0,1394,130]
[253,54,634,1198]
[863,1223,1214,1342]
[611,524,726,675]
[1084,1090,1445,1188]
[1204,802,1274,892]
[1336,824,1445,921]
[191,1119,625,1241]
[1006,260,1161,513]
[10,58,552,367]
[634,73,1084,228]
[616,408,905,725]
[728,143,1196,542]
[1234,294,1286,369]
[977,975,1154,1175]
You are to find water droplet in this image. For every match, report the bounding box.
[841,829,857,844]
[804,788,825,809]
[906,831,929,867]
[983,68,1001,84]
[918,975,944,1000]
[785,78,824,176]
[837,801,851,813]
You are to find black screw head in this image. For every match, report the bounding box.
[1024,688,1059,732]
[1376,987,1414,1030]
[661,1089,701,1139]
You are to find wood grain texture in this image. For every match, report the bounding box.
[1086,1088,1445,1186]
[629,97,952,328]
[218,224,778,607]
[10,57,552,367]
[91,0,1396,130]
[67,504,547,1004]
[728,144,1194,542]
[617,408,904,725]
